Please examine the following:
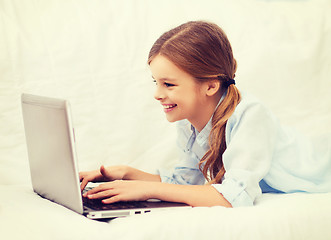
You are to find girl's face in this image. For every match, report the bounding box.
[150,54,214,131]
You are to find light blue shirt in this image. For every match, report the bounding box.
[158,92,331,207]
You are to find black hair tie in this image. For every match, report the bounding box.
[223,79,236,88]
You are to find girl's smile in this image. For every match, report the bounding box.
[162,104,178,113]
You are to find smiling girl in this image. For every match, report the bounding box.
[80,21,331,207]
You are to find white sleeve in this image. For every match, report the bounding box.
[212,96,279,206]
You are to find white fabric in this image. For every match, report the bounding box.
[1,0,331,239]
[1,185,331,240]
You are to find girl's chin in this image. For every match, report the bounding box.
[165,115,184,123]
[166,118,177,123]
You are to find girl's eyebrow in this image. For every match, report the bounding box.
[152,76,176,81]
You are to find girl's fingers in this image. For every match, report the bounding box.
[83,180,147,204]
[87,189,116,200]
[80,175,96,191]
[102,195,121,204]
[80,178,89,191]
[84,183,116,197]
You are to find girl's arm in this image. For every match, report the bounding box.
[84,180,232,208]
[124,166,161,182]
[150,182,232,207]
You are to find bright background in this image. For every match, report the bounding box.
[1,0,331,186]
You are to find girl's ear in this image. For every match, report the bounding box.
[205,80,221,96]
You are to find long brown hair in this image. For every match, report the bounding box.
[148,21,241,184]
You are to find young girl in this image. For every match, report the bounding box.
[80,21,331,207]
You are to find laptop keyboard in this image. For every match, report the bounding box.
[82,187,149,210]
[83,197,149,210]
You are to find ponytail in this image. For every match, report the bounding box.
[199,84,241,184]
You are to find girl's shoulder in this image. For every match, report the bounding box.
[237,91,262,108]
[226,91,280,143]
[229,91,277,125]
[234,91,272,115]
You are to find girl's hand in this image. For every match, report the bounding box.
[79,165,130,191]
[82,180,155,204]
[83,180,232,207]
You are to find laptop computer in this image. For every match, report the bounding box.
[21,93,190,219]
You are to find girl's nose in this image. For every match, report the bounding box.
[154,86,164,101]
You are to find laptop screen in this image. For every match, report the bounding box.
[21,94,83,214]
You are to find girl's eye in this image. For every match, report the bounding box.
[164,82,175,87]
[152,79,175,87]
